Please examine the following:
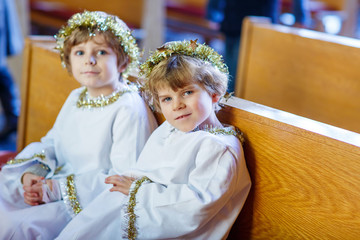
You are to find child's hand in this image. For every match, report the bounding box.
[105,175,135,195]
[22,173,44,206]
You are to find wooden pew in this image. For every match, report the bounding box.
[235,16,360,134]
[30,0,144,30]
[223,96,360,239]
[17,36,80,150]
[10,36,360,238]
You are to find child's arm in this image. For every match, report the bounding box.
[105,175,135,195]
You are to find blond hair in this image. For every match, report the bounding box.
[145,54,228,112]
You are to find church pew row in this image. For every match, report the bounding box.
[6,36,360,238]
[235,16,360,134]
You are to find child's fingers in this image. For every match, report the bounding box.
[23,182,43,193]
[105,175,121,184]
[24,192,42,206]
[109,186,129,195]
[107,176,136,195]
[22,173,44,187]
[23,191,39,198]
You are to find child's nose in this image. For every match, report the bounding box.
[172,99,185,111]
[86,55,96,65]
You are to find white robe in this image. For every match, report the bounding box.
[0,86,158,239]
[56,121,251,240]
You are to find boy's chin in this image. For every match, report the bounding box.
[178,125,199,133]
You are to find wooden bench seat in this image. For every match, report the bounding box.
[9,36,360,238]
[235,16,360,134]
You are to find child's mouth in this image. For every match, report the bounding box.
[176,113,191,120]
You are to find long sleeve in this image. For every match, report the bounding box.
[0,93,72,209]
[2,112,67,182]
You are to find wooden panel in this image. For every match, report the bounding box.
[236,17,360,133]
[18,36,80,150]
[220,97,360,239]
[31,0,144,28]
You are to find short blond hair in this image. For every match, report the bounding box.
[145,54,228,112]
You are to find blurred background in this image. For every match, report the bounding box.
[1,0,360,151]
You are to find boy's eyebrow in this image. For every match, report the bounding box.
[158,94,170,98]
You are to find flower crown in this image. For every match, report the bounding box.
[55,11,140,75]
[139,39,228,78]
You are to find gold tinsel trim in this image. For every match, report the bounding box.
[139,39,228,78]
[65,174,82,215]
[125,176,152,240]
[54,165,64,175]
[76,86,136,108]
[6,153,46,165]
[55,11,140,76]
[202,125,245,145]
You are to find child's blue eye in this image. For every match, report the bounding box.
[162,97,172,102]
[97,50,107,55]
[75,50,84,56]
[184,90,193,96]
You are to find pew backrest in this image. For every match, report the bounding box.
[221,96,360,239]
[18,36,80,151]
[235,16,360,133]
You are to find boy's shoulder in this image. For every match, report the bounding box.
[156,122,242,151]
[199,126,241,150]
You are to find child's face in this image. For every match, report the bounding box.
[158,83,219,132]
[69,34,126,97]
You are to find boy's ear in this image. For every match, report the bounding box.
[118,62,128,73]
[118,58,130,73]
[211,94,220,103]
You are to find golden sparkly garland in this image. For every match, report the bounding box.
[139,39,228,78]
[55,10,140,75]
[65,174,82,215]
[125,176,152,240]
[76,86,136,109]
[202,125,245,145]
[6,153,46,165]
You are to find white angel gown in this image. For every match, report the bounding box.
[0,86,158,239]
[56,121,251,240]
